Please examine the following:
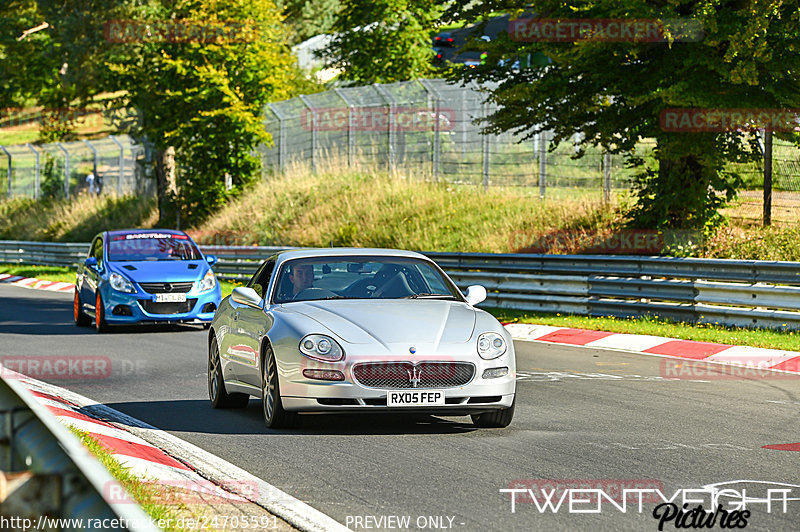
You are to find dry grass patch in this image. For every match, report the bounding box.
[197,165,618,252]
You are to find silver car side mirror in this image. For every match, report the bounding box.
[464,285,487,306]
[231,287,263,309]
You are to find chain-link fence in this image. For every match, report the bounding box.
[260,78,800,224]
[724,138,800,225]
[0,135,154,199]
[260,78,636,200]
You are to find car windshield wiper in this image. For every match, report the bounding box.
[402,293,459,300]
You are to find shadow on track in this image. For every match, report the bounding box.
[0,291,206,336]
[90,399,478,436]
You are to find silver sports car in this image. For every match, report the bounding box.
[207,248,516,429]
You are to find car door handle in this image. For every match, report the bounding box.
[234,311,239,320]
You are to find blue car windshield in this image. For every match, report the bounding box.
[272,256,463,304]
[108,233,203,261]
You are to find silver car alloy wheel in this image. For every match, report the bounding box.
[263,352,276,422]
[208,337,221,402]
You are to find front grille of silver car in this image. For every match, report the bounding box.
[352,362,475,389]
[139,282,194,294]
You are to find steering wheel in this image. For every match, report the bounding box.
[294,287,338,301]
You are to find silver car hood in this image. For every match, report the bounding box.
[285,299,477,347]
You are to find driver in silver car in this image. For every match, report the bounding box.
[289,263,314,298]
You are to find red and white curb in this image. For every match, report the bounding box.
[5,369,349,532]
[505,323,800,375]
[0,273,74,292]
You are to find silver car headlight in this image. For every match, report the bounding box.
[109,272,135,293]
[198,270,217,292]
[299,334,344,362]
[477,332,506,360]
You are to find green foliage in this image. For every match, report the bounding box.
[0,1,130,140]
[445,1,800,230]
[39,153,63,199]
[107,0,313,224]
[325,0,441,84]
[280,0,342,43]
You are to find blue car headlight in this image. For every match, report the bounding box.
[299,334,344,362]
[109,272,135,293]
[198,270,217,292]
[477,332,507,360]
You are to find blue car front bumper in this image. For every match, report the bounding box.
[99,284,222,324]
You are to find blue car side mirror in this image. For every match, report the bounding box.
[206,254,218,267]
[84,257,98,269]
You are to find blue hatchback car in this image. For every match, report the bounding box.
[74,229,222,332]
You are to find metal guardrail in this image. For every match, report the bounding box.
[2,240,800,330]
[0,364,160,531]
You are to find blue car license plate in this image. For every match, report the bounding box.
[154,293,187,303]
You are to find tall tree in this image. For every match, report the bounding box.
[107,0,316,224]
[325,0,441,84]
[279,0,342,44]
[1,0,126,141]
[447,1,800,230]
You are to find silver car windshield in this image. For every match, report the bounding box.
[272,256,463,303]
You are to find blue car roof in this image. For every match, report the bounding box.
[106,229,188,238]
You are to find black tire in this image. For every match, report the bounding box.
[262,345,298,429]
[95,292,110,333]
[74,289,91,327]
[471,396,515,428]
[208,336,249,408]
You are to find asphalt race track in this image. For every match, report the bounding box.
[2,284,799,531]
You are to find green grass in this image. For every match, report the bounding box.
[71,428,202,531]
[195,167,619,252]
[0,194,157,242]
[0,263,78,283]
[493,309,800,352]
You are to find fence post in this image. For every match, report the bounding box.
[267,104,287,173]
[298,95,317,173]
[374,84,396,174]
[603,151,612,204]
[481,103,490,191]
[538,131,547,199]
[109,135,124,195]
[334,88,355,168]
[26,144,40,199]
[763,129,773,227]
[83,139,98,177]
[0,146,10,198]
[56,143,70,198]
[420,79,442,182]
